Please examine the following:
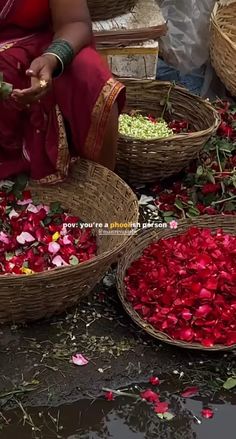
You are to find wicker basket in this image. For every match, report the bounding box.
[116,79,220,184]
[117,215,236,351]
[0,160,138,324]
[210,2,236,96]
[88,0,137,21]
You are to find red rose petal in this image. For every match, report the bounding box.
[201,408,214,419]
[149,376,160,386]
[105,391,114,401]
[154,401,169,414]
[181,386,199,398]
[141,389,160,403]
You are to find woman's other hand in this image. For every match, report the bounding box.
[12,54,57,104]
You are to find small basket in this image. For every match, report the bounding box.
[116,79,220,184]
[117,215,236,351]
[210,2,236,96]
[87,0,137,21]
[0,160,138,324]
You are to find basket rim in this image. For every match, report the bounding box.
[211,1,236,50]
[117,215,236,351]
[1,162,139,281]
[119,80,220,142]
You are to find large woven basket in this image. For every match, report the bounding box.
[210,2,236,96]
[117,215,236,351]
[87,0,137,21]
[0,160,138,324]
[116,79,220,184]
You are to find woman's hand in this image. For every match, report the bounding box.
[12,54,57,105]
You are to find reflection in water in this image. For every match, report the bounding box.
[1,385,236,439]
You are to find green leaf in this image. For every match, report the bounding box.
[22,261,29,268]
[163,211,174,217]
[196,166,204,177]
[13,173,28,194]
[188,207,200,217]
[5,252,14,261]
[163,412,175,421]
[69,255,79,266]
[223,202,236,212]
[202,194,217,206]
[218,142,234,153]
[166,101,173,113]
[0,79,13,100]
[223,377,236,390]
[50,201,64,214]
[157,413,164,419]
[43,217,52,226]
[174,199,184,210]
[164,216,176,223]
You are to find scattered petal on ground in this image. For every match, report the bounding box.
[72,354,89,366]
[201,408,214,419]
[181,387,199,398]
[105,391,114,401]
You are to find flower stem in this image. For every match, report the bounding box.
[212,195,236,206]
[216,145,225,195]
[102,388,140,399]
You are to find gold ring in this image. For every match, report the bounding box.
[39,80,48,89]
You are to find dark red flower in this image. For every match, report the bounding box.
[202,183,221,195]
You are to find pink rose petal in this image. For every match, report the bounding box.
[48,241,61,254]
[37,204,50,214]
[9,209,19,219]
[26,204,39,213]
[52,255,68,267]
[0,232,10,244]
[72,353,89,366]
[16,232,35,245]
[62,235,71,245]
[17,198,32,206]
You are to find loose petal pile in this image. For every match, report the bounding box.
[0,189,97,275]
[125,227,236,347]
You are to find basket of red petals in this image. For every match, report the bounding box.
[0,160,138,324]
[116,79,220,184]
[117,215,236,351]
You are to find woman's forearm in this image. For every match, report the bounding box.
[53,22,92,55]
[50,0,92,54]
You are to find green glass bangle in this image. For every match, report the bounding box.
[44,39,75,76]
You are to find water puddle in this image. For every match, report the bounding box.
[1,382,236,439]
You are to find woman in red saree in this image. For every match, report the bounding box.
[0,0,125,183]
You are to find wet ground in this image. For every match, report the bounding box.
[0,274,236,439]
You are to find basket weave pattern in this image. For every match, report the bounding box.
[88,0,137,21]
[116,79,219,184]
[117,215,236,351]
[210,2,236,96]
[0,160,138,324]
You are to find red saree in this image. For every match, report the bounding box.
[0,0,125,183]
